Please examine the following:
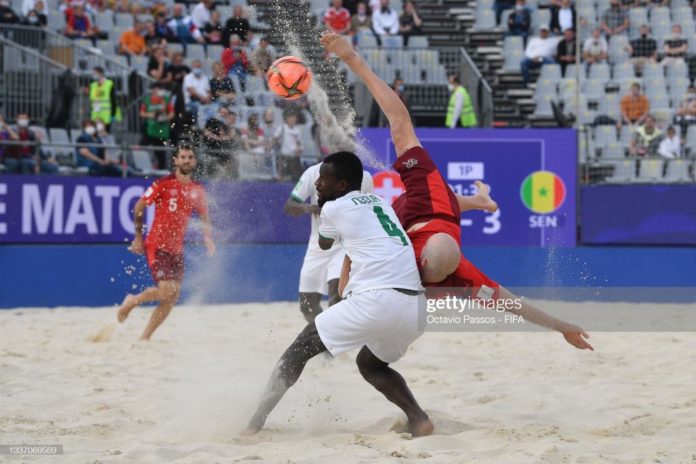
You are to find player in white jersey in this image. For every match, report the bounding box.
[245,151,434,437]
[285,163,374,322]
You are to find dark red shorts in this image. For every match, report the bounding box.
[146,246,184,284]
[408,219,500,298]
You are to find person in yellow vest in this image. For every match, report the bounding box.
[89,66,121,132]
[629,114,663,157]
[445,75,477,128]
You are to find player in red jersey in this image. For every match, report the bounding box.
[117,146,215,340]
[321,32,593,350]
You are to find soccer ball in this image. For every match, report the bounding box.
[267,56,313,100]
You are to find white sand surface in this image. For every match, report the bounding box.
[1,302,695,464]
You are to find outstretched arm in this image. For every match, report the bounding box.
[320,32,419,157]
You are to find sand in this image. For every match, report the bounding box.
[1,301,696,464]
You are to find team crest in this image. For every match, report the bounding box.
[402,158,418,169]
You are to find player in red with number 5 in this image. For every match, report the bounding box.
[117,145,215,340]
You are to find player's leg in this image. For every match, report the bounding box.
[456,181,498,213]
[245,321,328,433]
[117,286,160,322]
[327,279,341,306]
[140,280,180,341]
[299,292,323,322]
[320,32,419,157]
[355,346,433,437]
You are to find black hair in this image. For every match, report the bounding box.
[174,144,196,158]
[93,66,104,74]
[449,74,460,84]
[323,151,363,190]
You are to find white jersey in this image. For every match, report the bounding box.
[290,163,373,250]
[318,191,423,296]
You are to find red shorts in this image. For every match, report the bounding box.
[146,246,184,284]
[408,219,500,298]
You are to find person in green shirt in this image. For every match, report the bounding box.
[139,83,175,169]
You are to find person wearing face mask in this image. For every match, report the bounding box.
[324,0,352,35]
[582,27,608,65]
[89,67,121,133]
[21,0,47,17]
[627,24,656,74]
[662,24,688,67]
[76,120,122,176]
[445,75,477,128]
[399,1,423,47]
[22,0,46,27]
[351,2,372,35]
[182,59,212,115]
[140,84,175,169]
[119,19,148,57]
[0,0,19,24]
[507,0,531,41]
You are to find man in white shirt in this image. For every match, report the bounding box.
[273,112,303,181]
[190,0,213,29]
[520,24,559,84]
[582,27,608,64]
[182,60,211,113]
[372,0,399,36]
[285,163,373,322]
[246,151,433,437]
[658,126,681,159]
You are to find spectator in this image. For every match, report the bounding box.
[143,20,164,50]
[221,34,249,91]
[64,3,99,39]
[243,113,271,157]
[210,61,237,102]
[75,120,123,176]
[261,107,277,147]
[250,36,275,75]
[494,0,516,26]
[621,82,650,127]
[556,28,577,76]
[674,85,696,130]
[629,115,662,156]
[507,0,531,41]
[13,112,58,174]
[274,111,303,182]
[153,6,172,41]
[393,77,409,110]
[167,3,204,44]
[399,1,423,46]
[550,0,576,35]
[662,24,688,67]
[204,106,240,177]
[22,0,46,26]
[324,0,352,35]
[601,0,628,38]
[372,0,399,36]
[222,5,250,45]
[89,66,120,131]
[203,10,224,44]
[351,2,372,35]
[148,47,173,84]
[139,83,174,168]
[445,74,477,128]
[168,52,190,86]
[21,0,47,17]
[628,24,657,74]
[582,27,608,64]
[658,125,681,158]
[0,0,19,24]
[119,20,148,57]
[520,25,558,84]
[182,59,212,114]
[191,0,213,29]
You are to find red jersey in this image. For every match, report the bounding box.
[392,146,461,233]
[142,174,208,254]
[324,7,351,33]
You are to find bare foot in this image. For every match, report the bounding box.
[320,32,359,64]
[473,180,498,213]
[410,417,434,437]
[240,425,260,436]
[117,294,137,323]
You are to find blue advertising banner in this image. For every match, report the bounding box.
[581,184,696,245]
[358,128,577,247]
[0,176,309,244]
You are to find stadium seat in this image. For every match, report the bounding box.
[613,62,635,81]
[608,34,630,64]
[589,63,611,80]
[583,79,606,99]
[539,63,562,81]
[502,36,524,71]
[564,64,581,79]
[599,93,621,119]
[602,143,625,160]
[628,8,648,38]
[594,125,618,148]
[531,9,550,34]
[408,36,428,48]
[206,44,224,61]
[664,159,692,182]
[638,159,663,182]
[115,13,133,28]
[132,55,149,75]
[474,9,496,30]
[605,159,638,182]
[187,44,206,62]
[217,6,232,19]
[382,36,403,48]
[534,79,558,98]
[533,95,554,116]
[356,33,378,48]
[665,60,688,80]
[95,10,114,31]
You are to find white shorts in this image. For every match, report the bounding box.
[315,288,425,363]
[298,246,344,294]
